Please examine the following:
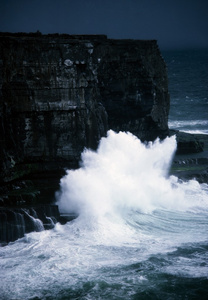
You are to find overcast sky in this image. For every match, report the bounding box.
[0,0,208,50]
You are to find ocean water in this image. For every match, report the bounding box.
[1,50,208,300]
[163,49,208,134]
[1,130,208,299]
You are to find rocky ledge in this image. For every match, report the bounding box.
[170,131,208,183]
[0,205,59,245]
[0,204,77,245]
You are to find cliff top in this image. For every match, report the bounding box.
[0,31,157,44]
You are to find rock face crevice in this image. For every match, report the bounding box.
[0,33,170,183]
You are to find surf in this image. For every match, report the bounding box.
[55,130,208,245]
[1,130,208,300]
[56,130,207,217]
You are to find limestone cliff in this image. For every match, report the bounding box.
[0,33,170,183]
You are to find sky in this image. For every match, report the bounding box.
[0,0,208,50]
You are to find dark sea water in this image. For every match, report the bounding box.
[163,49,208,134]
[0,50,208,300]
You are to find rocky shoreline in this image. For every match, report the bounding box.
[0,130,207,245]
[0,33,207,245]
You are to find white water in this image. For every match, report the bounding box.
[168,119,208,134]
[1,131,208,299]
[57,130,207,216]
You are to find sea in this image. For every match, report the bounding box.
[0,49,208,300]
[164,49,208,135]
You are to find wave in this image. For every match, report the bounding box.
[56,130,177,215]
[56,130,208,244]
[169,120,208,134]
[1,131,208,300]
[180,129,208,134]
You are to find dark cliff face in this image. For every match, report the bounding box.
[0,33,170,183]
[96,39,170,140]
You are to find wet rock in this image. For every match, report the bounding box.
[169,130,204,154]
[0,205,62,245]
[170,132,208,183]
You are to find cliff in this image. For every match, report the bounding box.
[0,33,170,184]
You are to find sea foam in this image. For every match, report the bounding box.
[56,130,208,221]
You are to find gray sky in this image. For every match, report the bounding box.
[0,0,208,49]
